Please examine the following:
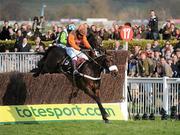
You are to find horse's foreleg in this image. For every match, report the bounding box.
[68,88,79,103]
[96,97,110,123]
[83,88,109,123]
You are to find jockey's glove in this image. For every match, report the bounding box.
[80,48,84,52]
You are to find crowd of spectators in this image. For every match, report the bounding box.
[128,41,180,78]
[0,13,180,49]
[0,16,48,52]
[0,10,180,78]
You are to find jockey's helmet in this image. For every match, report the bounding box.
[67,24,76,31]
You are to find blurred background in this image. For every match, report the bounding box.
[0,0,180,21]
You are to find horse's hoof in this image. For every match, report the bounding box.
[104,119,110,124]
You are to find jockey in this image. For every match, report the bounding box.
[56,24,76,48]
[66,24,93,75]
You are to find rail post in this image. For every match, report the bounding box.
[163,76,169,114]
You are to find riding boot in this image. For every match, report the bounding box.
[72,60,79,75]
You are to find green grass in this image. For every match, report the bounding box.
[0,120,180,135]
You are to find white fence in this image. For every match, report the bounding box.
[127,77,180,115]
[0,52,42,73]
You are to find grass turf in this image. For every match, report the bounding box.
[0,120,180,135]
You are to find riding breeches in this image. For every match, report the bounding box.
[56,43,66,48]
[66,47,89,61]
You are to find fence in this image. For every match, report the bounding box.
[0,52,42,73]
[127,77,180,116]
[0,53,179,116]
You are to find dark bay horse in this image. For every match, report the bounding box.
[33,46,118,123]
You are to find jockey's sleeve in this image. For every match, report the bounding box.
[82,35,91,49]
[60,32,67,45]
[68,33,81,50]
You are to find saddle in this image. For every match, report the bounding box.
[59,47,101,75]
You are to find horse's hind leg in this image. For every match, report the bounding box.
[83,88,109,123]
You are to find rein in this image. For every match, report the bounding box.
[75,50,118,81]
[74,50,105,81]
[83,50,105,69]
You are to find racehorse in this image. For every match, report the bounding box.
[33,38,118,123]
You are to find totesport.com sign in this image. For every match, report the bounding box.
[0,103,127,124]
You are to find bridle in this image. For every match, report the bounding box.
[84,50,118,73]
[75,50,118,81]
[83,50,106,70]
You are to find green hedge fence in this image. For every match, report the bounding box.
[0,39,179,52]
